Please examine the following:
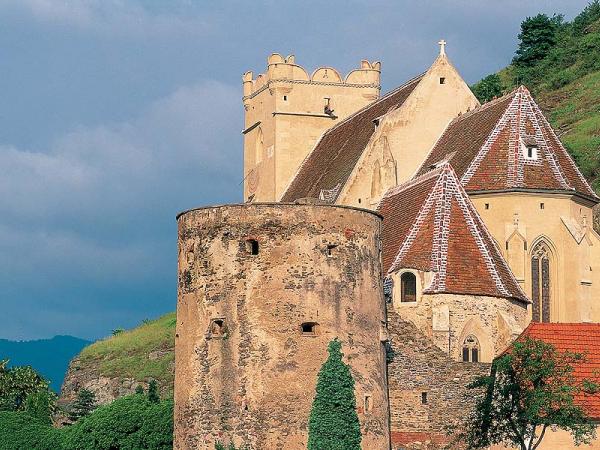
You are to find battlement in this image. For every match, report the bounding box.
[242,53,381,101]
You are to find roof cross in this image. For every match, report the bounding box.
[438,39,447,56]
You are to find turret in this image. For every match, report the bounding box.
[242,53,381,202]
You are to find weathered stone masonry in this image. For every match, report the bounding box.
[175,203,390,450]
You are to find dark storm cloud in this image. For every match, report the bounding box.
[0,0,588,339]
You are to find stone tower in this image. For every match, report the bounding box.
[175,203,390,449]
[242,54,381,203]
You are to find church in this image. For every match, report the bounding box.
[174,42,600,449]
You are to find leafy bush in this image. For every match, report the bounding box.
[471,73,503,103]
[307,339,361,450]
[0,411,64,450]
[0,360,50,411]
[63,394,173,450]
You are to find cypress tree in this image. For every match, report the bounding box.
[68,388,97,421]
[148,380,160,403]
[308,339,361,450]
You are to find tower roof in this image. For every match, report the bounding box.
[281,74,423,202]
[417,86,598,202]
[378,164,528,303]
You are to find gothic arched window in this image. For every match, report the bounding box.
[531,241,552,323]
[401,272,416,303]
[462,335,480,363]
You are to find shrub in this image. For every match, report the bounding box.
[0,411,64,450]
[307,339,361,450]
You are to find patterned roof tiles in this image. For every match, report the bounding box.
[378,163,528,302]
[417,86,598,202]
[520,323,600,420]
[281,74,424,202]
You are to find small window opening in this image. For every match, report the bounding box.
[540,203,544,210]
[283,95,287,101]
[506,241,509,250]
[400,272,417,303]
[301,322,318,336]
[358,198,362,204]
[209,319,225,337]
[439,77,446,84]
[462,335,480,362]
[327,244,337,257]
[421,392,428,405]
[364,395,373,413]
[246,239,259,255]
[484,203,489,210]
[523,144,538,160]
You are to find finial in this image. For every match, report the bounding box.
[438,39,447,56]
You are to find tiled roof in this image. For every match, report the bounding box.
[281,74,423,202]
[417,86,598,201]
[520,323,600,420]
[378,163,528,302]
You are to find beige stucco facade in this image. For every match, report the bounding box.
[337,54,480,209]
[388,269,528,363]
[242,54,380,202]
[471,192,600,323]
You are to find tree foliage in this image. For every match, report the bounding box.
[471,73,503,103]
[68,388,97,422]
[513,14,563,69]
[147,379,160,403]
[63,394,173,450]
[460,337,599,450]
[0,411,64,450]
[307,339,361,450]
[0,359,51,412]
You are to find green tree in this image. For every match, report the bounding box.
[63,394,173,450]
[513,14,563,68]
[148,379,160,403]
[0,411,64,450]
[68,388,97,422]
[307,339,361,450]
[24,390,56,425]
[460,337,598,450]
[471,73,503,103]
[0,360,50,411]
[135,385,145,395]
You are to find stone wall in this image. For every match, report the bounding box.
[175,203,389,450]
[386,310,489,449]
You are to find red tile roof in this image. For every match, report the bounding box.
[519,323,600,420]
[378,163,528,302]
[417,86,598,202]
[281,74,423,202]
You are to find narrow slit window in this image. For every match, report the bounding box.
[485,203,489,210]
[246,239,259,255]
[301,322,318,336]
[283,95,287,101]
[421,392,428,404]
[209,319,225,337]
[364,395,373,412]
[439,77,446,84]
[540,203,545,210]
[327,244,337,257]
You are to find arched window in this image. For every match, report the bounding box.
[531,241,551,323]
[462,335,480,363]
[401,272,416,303]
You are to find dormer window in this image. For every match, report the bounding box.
[521,137,538,161]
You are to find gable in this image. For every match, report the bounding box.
[417,87,598,202]
[379,164,528,302]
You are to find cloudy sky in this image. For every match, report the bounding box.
[0,0,589,340]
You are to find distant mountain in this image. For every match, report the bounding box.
[0,335,91,392]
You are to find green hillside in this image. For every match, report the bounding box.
[472,1,600,200]
[66,313,176,396]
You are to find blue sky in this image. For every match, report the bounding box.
[0,0,589,340]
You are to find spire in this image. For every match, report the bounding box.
[438,39,447,56]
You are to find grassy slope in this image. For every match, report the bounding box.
[536,70,600,193]
[77,312,176,389]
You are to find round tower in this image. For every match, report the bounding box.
[174,203,389,450]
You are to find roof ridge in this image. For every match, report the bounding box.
[318,72,425,138]
[447,87,517,126]
[380,165,444,202]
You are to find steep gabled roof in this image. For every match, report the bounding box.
[417,86,598,202]
[519,323,600,420]
[378,163,528,302]
[281,74,423,202]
